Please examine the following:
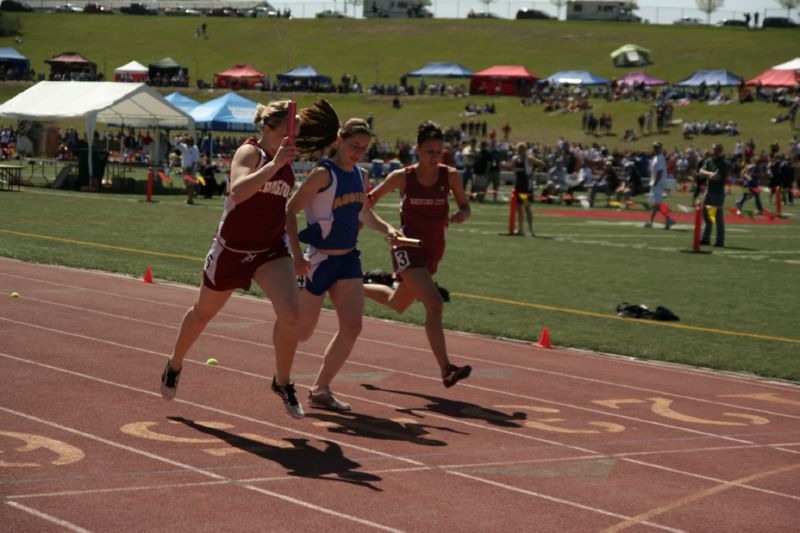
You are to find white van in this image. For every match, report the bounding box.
[566,1,641,22]
[363,0,433,18]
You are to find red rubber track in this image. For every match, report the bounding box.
[1,258,798,532]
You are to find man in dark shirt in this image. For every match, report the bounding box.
[698,143,729,247]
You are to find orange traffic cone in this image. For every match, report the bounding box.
[143,266,153,284]
[532,327,551,349]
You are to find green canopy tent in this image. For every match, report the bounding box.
[148,57,187,85]
[611,44,652,67]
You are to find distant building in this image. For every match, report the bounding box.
[566,1,641,22]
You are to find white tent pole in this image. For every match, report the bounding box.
[86,112,96,182]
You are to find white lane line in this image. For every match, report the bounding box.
[2,266,797,401]
[0,396,684,531]
[10,442,800,504]
[4,311,798,457]
[0,357,679,530]
[0,406,403,533]
[3,291,799,426]
[3,350,798,511]
[3,500,91,533]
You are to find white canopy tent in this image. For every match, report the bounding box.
[114,60,149,82]
[772,58,800,70]
[0,81,195,175]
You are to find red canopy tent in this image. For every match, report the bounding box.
[469,66,539,96]
[745,68,800,88]
[45,52,97,79]
[214,64,266,89]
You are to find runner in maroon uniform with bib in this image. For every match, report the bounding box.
[160,99,326,419]
[392,165,449,277]
[365,121,473,388]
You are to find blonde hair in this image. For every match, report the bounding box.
[253,100,290,128]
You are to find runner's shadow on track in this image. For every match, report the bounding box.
[168,416,382,491]
[361,384,527,428]
[305,411,468,446]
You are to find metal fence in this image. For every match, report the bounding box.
[17,0,800,24]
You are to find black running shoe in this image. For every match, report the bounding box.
[160,360,181,400]
[271,376,304,419]
[443,364,472,388]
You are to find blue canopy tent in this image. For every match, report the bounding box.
[406,62,473,78]
[277,65,332,89]
[545,70,610,85]
[165,92,200,114]
[190,92,258,132]
[674,70,742,87]
[0,47,31,76]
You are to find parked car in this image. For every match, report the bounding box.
[0,0,33,12]
[716,19,747,27]
[119,3,157,15]
[245,1,280,17]
[316,9,346,18]
[762,17,798,28]
[83,3,113,14]
[468,11,500,19]
[164,6,201,16]
[207,6,238,16]
[673,17,702,25]
[54,3,82,12]
[515,8,552,20]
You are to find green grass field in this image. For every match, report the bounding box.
[2,186,798,382]
[0,15,798,151]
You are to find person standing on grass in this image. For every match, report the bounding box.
[699,143,729,248]
[160,100,324,419]
[172,134,201,205]
[286,103,402,412]
[644,141,675,229]
[511,142,545,236]
[363,121,473,389]
[736,157,765,214]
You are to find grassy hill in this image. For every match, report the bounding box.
[0,14,797,150]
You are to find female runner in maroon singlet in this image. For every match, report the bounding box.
[160,100,332,418]
[364,121,473,388]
